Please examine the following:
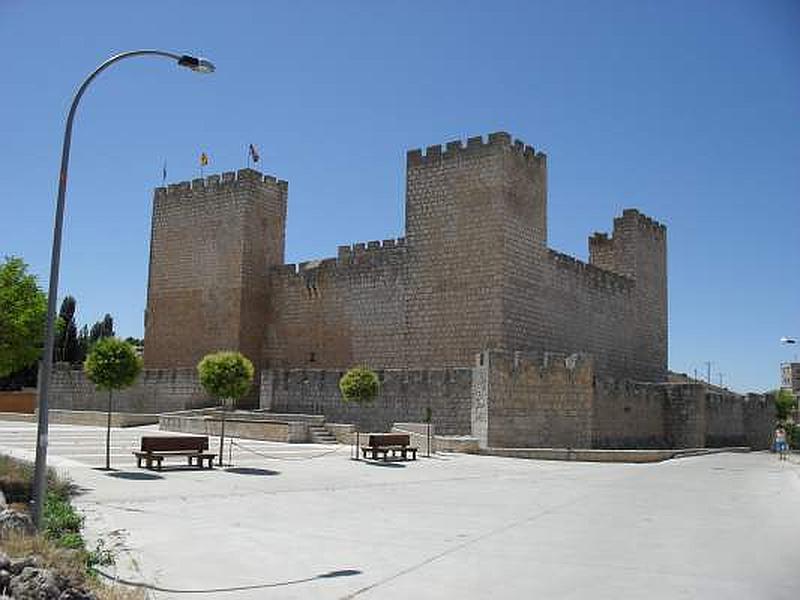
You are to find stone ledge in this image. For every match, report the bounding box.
[481,446,752,463]
[0,410,159,427]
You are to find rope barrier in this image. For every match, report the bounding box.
[229,439,345,462]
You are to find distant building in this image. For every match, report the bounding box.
[781,362,800,397]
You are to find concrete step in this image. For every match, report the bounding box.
[309,426,337,444]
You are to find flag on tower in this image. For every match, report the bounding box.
[248,144,260,163]
[200,152,209,167]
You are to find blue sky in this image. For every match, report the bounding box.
[1,1,798,392]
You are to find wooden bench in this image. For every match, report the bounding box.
[133,436,216,470]
[361,434,417,461]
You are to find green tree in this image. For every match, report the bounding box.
[55,295,80,363]
[339,367,380,405]
[84,338,142,469]
[339,367,380,459]
[774,388,797,422]
[197,351,254,465]
[89,313,114,346]
[0,257,47,377]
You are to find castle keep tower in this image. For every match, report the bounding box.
[404,132,548,367]
[144,169,287,371]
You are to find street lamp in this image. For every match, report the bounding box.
[32,50,215,528]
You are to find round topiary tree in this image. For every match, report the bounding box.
[84,338,142,470]
[197,351,254,466]
[339,367,380,459]
[339,367,380,405]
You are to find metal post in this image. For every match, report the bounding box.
[31,50,215,528]
[218,403,227,467]
[105,390,112,470]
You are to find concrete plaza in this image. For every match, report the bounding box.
[0,420,798,599]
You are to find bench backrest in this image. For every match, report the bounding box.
[367,434,410,448]
[140,436,208,452]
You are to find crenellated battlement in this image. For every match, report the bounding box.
[154,168,288,199]
[548,249,634,292]
[270,236,407,280]
[407,131,546,168]
[336,237,406,264]
[616,208,666,238]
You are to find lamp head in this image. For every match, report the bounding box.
[177,54,215,74]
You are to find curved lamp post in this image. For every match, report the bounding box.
[32,50,215,527]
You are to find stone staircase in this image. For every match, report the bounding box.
[308,424,337,444]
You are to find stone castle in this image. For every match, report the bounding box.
[144,131,666,382]
[47,131,771,451]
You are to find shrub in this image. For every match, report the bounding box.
[43,492,83,546]
[339,367,380,404]
[197,351,254,403]
[84,338,142,392]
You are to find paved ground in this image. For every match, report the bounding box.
[1,420,798,600]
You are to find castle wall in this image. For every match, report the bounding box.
[705,391,747,447]
[472,351,771,450]
[48,366,213,414]
[264,239,407,369]
[260,367,473,434]
[592,380,666,448]
[474,351,594,448]
[743,393,774,450]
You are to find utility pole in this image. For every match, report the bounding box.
[704,361,713,385]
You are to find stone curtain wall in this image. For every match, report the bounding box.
[44,358,773,450]
[743,393,774,450]
[592,380,665,448]
[260,368,473,434]
[474,351,774,450]
[264,240,407,369]
[474,351,595,448]
[48,366,213,414]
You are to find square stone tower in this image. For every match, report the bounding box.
[404,132,547,367]
[144,169,287,372]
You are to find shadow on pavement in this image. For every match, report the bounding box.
[360,460,406,468]
[106,471,164,481]
[225,467,280,476]
[98,567,362,594]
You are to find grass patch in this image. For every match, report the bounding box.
[0,453,74,503]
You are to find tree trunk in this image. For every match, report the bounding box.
[105,390,112,470]
[218,401,227,467]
